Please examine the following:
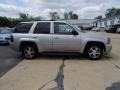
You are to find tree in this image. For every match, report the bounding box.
[34,16,43,21]
[64,12,69,20]
[116,8,120,15]
[69,11,73,19]
[49,11,60,20]
[64,11,78,20]
[19,13,29,21]
[95,15,102,19]
[8,18,20,28]
[19,13,42,21]
[0,13,43,28]
[28,16,42,21]
[0,16,10,27]
[0,16,21,28]
[72,14,78,19]
[105,8,120,17]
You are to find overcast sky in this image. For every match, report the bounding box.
[0,0,120,19]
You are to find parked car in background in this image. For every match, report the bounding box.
[99,27,107,31]
[82,26,94,31]
[116,27,120,33]
[92,27,100,32]
[10,21,112,60]
[106,24,120,33]
[105,27,110,32]
[92,27,107,32]
[0,28,14,44]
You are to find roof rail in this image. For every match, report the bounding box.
[39,19,56,21]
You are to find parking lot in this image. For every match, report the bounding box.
[0,45,22,77]
[0,32,120,90]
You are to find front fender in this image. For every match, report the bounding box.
[80,37,106,53]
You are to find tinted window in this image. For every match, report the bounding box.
[14,23,33,33]
[34,22,50,34]
[54,22,75,34]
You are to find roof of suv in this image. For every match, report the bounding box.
[21,20,66,23]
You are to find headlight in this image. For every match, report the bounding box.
[107,38,111,44]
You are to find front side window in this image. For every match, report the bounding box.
[54,22,75,35]
[34,22,50,34]
[14,23,33,33]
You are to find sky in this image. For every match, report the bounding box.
[0,0,120,19]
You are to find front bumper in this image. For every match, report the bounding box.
[104,44,112,55]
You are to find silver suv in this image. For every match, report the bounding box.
[10,21,112,60]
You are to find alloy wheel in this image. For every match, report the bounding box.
[88,46,101,59]
[24,47,35,59]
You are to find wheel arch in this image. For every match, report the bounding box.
[83,41,106,53]
[19,41,38,52]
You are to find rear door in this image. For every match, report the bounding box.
[32,22,52,51]
[12,23,34,47]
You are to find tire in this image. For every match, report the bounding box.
[21,44,38,59]
[84,44,103,60]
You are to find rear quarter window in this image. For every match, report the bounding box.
[14,23,33,33]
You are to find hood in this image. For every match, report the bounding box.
[0,34,11,38]
[81,32,109,40]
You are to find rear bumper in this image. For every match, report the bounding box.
[104,44,112,55]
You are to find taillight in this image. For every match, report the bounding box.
[11,35,14,42]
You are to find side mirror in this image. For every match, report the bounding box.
[72,30,78,35]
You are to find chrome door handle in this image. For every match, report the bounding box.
[54,37,59,39]
[33,37,37,38]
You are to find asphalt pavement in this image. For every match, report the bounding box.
[0,45,23,77]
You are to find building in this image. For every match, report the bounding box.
[93,15,120,28]
[61,19,96,28]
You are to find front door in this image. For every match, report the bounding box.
[53,22,81,52]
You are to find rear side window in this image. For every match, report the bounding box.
[33,22,50,34]
[14,23,33,33]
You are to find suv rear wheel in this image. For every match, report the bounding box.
[22,44,38,59]
[85,44,103,60]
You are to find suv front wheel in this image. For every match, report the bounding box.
[85,44,103,60]
[22,44,38,59]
